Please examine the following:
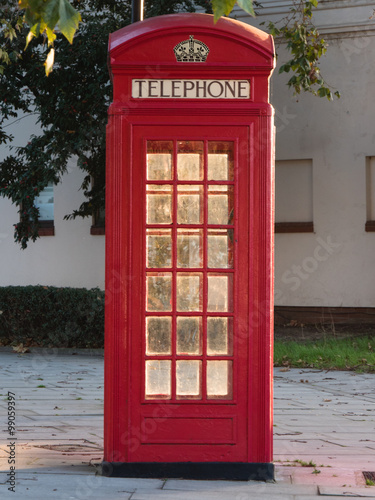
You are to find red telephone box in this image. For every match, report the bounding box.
[103,13,275,481]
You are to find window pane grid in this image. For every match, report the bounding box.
[145,139,235,402]
[201,140,208,398]
[170,144,178,399]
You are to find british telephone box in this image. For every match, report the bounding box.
[103,13,275,481]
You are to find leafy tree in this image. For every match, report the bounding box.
[0,0,336,248]
[266,0,340,98]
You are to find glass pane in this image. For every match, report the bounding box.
[207,274,233,312]
[207,229,234,268]
[177,273,202,311]
[177,229,203,268]
[146,229,172,268]
[207,360,232,399]
[177,141,203,180]
[146,317,171,355]
[207,141,234,181]
[177,185,203,224]
[145,360,171,398]
[177,317,201,355]
[146,273,172,311]
[207,186,234,225]
[207,317,233,355]
[147,185,172,224]
[147,141,173,180]
[95,207,105,227]
[147,154,172,180]
[176,360,201,398]
[35,184,54,221]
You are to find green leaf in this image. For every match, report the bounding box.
[46,27,57,45]
[236,0,255,17]
[20,0,81,44]
[211,0,237,22]
[278,63,291,74]
[29,22,42,38]
[56,0,81,44]
[43,0,61,31]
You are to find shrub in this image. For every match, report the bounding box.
[0,286,104,348]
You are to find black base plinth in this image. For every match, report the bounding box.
[100,461,274,481]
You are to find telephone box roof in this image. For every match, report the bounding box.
[109,13,274,66]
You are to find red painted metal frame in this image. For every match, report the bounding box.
[105,13,275,468]
[130,126,247,462]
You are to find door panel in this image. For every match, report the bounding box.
[130,125,249,462]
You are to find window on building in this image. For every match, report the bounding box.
[91,206,105,235]
[275,159,314,233]
[366,157,375,231]
[34,183,55,236]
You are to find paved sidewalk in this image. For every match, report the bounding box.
[0,349,374,499]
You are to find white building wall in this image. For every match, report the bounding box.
[0,113,105,289]
[236,0,375,308]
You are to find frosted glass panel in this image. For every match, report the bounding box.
[35,184,54,221]
[176,360,201,398]
[146,317,171,355]
[177,154,202,180]
[207,229,233,268]
[207,142,234,181]
[146,273,172,311]
[207,274,232,312]
[177,185,202,224]
[207,360,232,398]
[207,154,229,180]
[147,154,172,180]
[147,140,173,180]
[176,273,202,311]
[177,317,201,354]
[146,229,172,268]
[207,186,234,225]
[177,229,203,268]
[177,141,203,180]
[147,185,172,224]
[207,317,232,355]
[146,360,171,398]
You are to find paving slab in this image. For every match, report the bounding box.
[163,478,319,495]
[132,490,296,500]
[318,486,375,497]
[1,351,375,498]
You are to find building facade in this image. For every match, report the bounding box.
[1,0,375,322]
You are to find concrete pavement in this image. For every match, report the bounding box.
[0,349,374,499]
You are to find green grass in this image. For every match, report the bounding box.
[274,336,375,372]
[294,459,316,467]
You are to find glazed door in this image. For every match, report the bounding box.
[130,125,250,462]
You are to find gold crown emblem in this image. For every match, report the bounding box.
[173,35,210,62]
